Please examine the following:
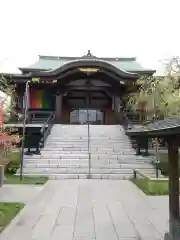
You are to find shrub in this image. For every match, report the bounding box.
[0,127,20,174]
[6,152,20,174]
[153,154,180,176]
[0,130,20,153]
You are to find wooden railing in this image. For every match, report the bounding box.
[114,102,132,129]
[28,110,54,123]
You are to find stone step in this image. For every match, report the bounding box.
[41,148,89,151]
[38,154,137,158]
[48,139,131,141]
[28,152,147,159]
[49,138,130,141]
[42,147,134,151]
[38,151,136,159]
[48,136,130,139]
[45,150,135,154]
[18,168,135,174]
[23,159,152,165]
[48,139,131,142]
[23,157,144,163]
[24,154,89,159]
[41,147,89,151]
[48,138,130,140]
[49,137,130,140]
[46,145,132,148]
[46,144,132,148]
[24,163,154,170]
[16,173,134,180]
[90,141,131,143]
[40,151,89,155]
[90,153,140,157]
[24,155,153,161]
[22,124,152,179]
[25,152,138,157]
[43,145,133,149]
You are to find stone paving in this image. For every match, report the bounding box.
[0,185,43,203]
[147,196,169,223]
[0,180,169,240]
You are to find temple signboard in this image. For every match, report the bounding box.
[79,68,99,73]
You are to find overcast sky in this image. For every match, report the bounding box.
[0,0,179,73]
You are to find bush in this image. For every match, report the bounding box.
[153,154,180,176]
[158,162,169,176]
[6,152,20,174]
[0,128,21,174]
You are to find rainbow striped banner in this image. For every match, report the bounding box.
[30,90,55,109]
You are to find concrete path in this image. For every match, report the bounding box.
[0,185,43,203]
[0,180,168,240]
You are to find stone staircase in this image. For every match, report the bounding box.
[18,124,156,179]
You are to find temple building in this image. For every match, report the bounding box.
[9,50,155,125]
[5,51,160,185]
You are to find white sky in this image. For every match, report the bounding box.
[0,0,180,73]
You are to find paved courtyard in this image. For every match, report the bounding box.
[0,180,169,240]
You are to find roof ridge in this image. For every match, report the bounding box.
[38,55,136,62]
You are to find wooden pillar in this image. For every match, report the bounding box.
[55,94,63,123]
[167,136,180,239]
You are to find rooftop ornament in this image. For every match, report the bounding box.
[87,50,93,57]
[82,50,96,59]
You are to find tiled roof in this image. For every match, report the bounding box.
[126,117,180,137]
[23,55,154,73]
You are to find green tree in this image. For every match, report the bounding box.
[127,57,180,122]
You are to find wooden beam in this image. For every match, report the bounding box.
[167,136,180,239]
[67,97,107,100]
[60,85,122,97]
[62,86,112,91]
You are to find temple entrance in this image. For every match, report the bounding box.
[64,89,110,124]
[70,109,104,124]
